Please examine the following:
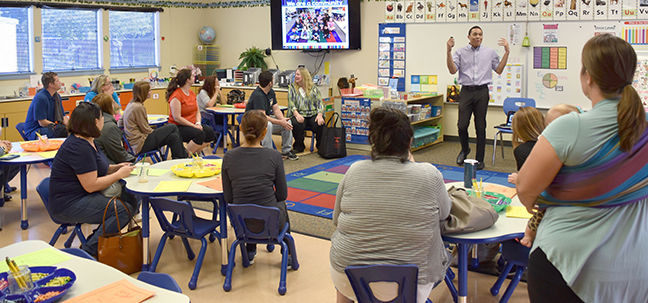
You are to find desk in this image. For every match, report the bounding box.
[123,159,229,275]
[147,114,168,127]
[205,106,289,153]
[0,139,64,230]
[1,240,190,302]
[442,182,527,303]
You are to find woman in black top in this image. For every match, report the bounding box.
[49,102,137,257]
[221,110,290,264]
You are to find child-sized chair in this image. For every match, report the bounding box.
[345,264,441,303]
[137,272,183,293]
[223,204,299,295]
[36,177,87,248]
[148,197,222,290]
[490,240,531,303]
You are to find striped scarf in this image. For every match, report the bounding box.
[538,129,648,208]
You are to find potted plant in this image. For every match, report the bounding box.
[238,46,268,71]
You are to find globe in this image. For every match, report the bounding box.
[199,26,216,44]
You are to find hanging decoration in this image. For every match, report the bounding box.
[34,0,271,9]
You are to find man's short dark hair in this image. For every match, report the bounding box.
[469,26,482,36]
[42,72,58,88]
[258,71,273,88]
[67,102,102,138]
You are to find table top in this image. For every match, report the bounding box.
[442,182,527,243]
[147,114,168,125]
[0,139,65,165]
[123,159,223,197]
[0,240,190,302]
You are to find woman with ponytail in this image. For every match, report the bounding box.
[517,34,648,302]
[166,69,216,155]
[221,110,292,264]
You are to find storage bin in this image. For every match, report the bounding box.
[430,106,442,117]
[411,126,440,148]
[79,87,91,93]
[123,83,134,89]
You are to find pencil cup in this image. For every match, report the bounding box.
[136,162,150,183]
[467,188,485,199]
[463,159,478,188]
[8,265,34,294]
[192,157,204,169]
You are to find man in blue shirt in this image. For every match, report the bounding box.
[245,71,298,160]
[24,72,69,140]
[447,26,509,170]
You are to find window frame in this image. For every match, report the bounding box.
[0,5,34,79]
[108,10,160,73]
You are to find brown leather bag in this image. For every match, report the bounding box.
[442,186,499,234]
[97,196,143,274]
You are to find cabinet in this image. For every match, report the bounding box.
[0,100,31,142]
[144,88,169,115]
[384,94,445,151]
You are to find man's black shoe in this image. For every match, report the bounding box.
[456,148,471,165]
[5,186,16,193]
[475,162,485,170]
[3,194,12,201]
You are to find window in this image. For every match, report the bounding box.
[0,6,32,74]
[41,8,101,71]
[109,10,159,69]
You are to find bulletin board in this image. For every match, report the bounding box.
[405,20,619,109]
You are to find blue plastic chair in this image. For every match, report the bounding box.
[148,197,221,290]
[490,240,531,303]
[137,272,183,293]
[60,248,95,260]
[15,122,29,141]
[36,178,87,248]
[223,204,299,295]
[201,111,224,154]
[492,98,536,164]
[122,133,163,163]
[345,264,444,303]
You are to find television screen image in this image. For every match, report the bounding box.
[271,0,361,50]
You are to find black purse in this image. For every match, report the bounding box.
[318,112,347,159]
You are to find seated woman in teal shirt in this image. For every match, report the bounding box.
[84,75,121,111]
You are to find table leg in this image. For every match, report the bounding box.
[141,196,151,271]
[458,243,469,303]
[222,114,229,153]
[20,165,28,230]
[218,194,228,276]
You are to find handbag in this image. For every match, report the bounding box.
[318,112,347,159]
[97,196,143,274]
[441,186,499,235]
[100,181,122,197]
[227,89,245,105]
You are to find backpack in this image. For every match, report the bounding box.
[227,89,246,105]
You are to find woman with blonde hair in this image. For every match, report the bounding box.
[166,69,216,155]
[93,93,135,164]
[120,81,187,159]
[221,110,292,264]
[517,34,648,302]
[84,75,121,110]
[288,67,324,153]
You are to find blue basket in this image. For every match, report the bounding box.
[79,87,91,93]
[123,83,134,89]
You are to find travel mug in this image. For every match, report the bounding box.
[463,159,478,188]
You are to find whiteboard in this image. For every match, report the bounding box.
[405,20,619,109]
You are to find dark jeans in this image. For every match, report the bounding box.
[527,248,585,303]
[51,187,139,256]
[458,86,489,162]
[290,116,323,153]
[139,124,187,159]
[0,165,20,202]
[177,124,216,145]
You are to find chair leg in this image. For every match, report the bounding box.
[499,132,505,159]
[499,265,526,303]
[188,237,209,290]
[444,267,458,303]
[49,225,67,246]
[223,239,241,291]
[310,134,315,153]
[150,233,170,272]
[75,224,87,245]
[240,241,250,268]
[490,262,515,296]
[492,132,499,165]
[212,133,222,154]
[63,229,78,248]
[278,242,289,295]
[180,237,195,260]
[284,234,299,270]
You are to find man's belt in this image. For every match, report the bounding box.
[461,84,489,90]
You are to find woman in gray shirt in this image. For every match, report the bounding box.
[330,107,451,303]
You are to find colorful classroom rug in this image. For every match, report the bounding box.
[286,155,513,220]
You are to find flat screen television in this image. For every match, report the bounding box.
[270,0,361,50]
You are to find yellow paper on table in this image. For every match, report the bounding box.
[130,168,169,176]
[0,248,71,272]
[506,206,534,219]
[37,150,58,158]
[153,180,192,192]
[62,279,155,303]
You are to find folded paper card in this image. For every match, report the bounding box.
[37,150,58,158]
[506,206,533,219]
[153,180,192,192]
[62,279,155,303]
[484,184,517,198]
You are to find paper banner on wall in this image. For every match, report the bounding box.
[489,64,523,104]
[508,23,523,45]
[543,24,559,44]
[385,1,396,22]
